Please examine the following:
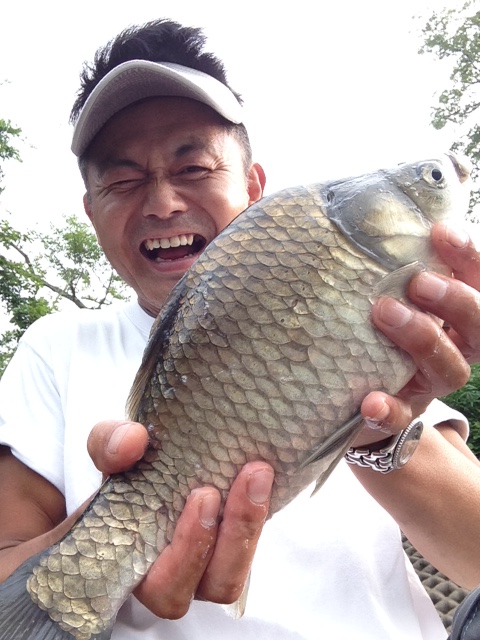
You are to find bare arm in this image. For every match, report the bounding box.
[350,424,480,588]
[0,446,73,581]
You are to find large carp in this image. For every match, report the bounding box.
[0,153,472,639]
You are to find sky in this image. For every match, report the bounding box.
[0,0,468,234]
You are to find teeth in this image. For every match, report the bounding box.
[144,234,194,251]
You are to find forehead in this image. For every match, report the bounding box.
[87,96,241,163]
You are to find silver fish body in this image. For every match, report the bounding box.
[0,153,471,640]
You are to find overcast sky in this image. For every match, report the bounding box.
[0,0,467,233]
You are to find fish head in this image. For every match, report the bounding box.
[326,152,472,273]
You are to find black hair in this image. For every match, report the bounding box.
[70,19,244,123]
[72,18,252,181]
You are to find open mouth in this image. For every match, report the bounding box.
[141,233,207,262]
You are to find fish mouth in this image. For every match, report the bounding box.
[447,151,472,184]
[140,233,208,262]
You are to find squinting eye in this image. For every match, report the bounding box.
[180,166,209,175]
[108,178,144,191]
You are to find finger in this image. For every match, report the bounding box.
[133,487,221,619]
[408,271,480,361]
[196,461,274,604]
[352,392,414,448]
[431,222,480,290]
[87,420,148,476]
[371,297,470,398]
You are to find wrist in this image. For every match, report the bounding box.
[345,420,424,473]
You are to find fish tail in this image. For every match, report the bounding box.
[0,552,113,640]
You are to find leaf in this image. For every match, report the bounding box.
[420,0,480,215]
[0,213,130,377]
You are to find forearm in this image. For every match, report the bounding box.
[0,502,87,583]
[350,425,480,588]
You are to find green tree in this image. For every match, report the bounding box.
[442,364,480,458]
[0,117,21,195]
[0,214,130,376]
[419,0,480,215]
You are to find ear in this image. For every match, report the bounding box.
[247,163,266,206]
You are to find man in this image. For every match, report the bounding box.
[1,18,480,640]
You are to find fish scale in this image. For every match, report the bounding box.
[0,153,472,640]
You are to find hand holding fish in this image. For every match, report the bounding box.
[357,221,480,443]
[87,420,274,619]
[347,222,480,588]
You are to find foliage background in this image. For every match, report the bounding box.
[420,0,480,217]
[443,365,480,458]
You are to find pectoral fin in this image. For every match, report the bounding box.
[298,412,364,471]
[371,261,426,302]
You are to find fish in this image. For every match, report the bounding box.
[0,152,471,639]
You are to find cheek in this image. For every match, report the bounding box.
[212,185,250,230]
[89,214,124,259]
[89,200,130,249]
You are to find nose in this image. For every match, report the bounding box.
[142,177,188,219]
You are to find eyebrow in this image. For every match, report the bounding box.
[173,138,212,158]
[94,137,216,177]
[95,158,144,179]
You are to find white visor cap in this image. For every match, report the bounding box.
[71,59,244,156]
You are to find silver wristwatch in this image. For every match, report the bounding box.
[345,419,424,473]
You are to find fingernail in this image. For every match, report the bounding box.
[377,299,413,328]
[364,399,393,434]
[365,400,390,429]
[195,491,220,529]
[247,468,274,505]
[414,272,448,302]
[445,225,469,248]
[107,422,134,454]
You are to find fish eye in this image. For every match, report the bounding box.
[420,163,446,187]
[326,189,335,204]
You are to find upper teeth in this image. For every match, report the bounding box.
[144,234,194,250]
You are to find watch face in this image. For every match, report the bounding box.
[394,421,423,468]
[398,440,419,465]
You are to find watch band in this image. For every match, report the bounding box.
[345,419,424,474]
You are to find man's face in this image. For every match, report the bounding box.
[84,97,265,316]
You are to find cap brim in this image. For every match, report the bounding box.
[71,60,243,156]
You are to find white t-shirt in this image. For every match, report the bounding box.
[0,301,466,639]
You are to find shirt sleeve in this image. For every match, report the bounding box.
[420,398,469,442]
[0,318,66,495]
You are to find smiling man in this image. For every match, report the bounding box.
[1,18,480,640]
[82,96,264,315]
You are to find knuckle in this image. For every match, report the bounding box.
[220,583,244,605]
[200,578,245,605]
[158,595,192,620]
[225,509,264,542]
[241,518,264,541]
[453,361,471,390]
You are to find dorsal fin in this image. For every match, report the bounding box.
[126,279,187,422]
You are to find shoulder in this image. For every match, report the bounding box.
[20,301,152,350]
